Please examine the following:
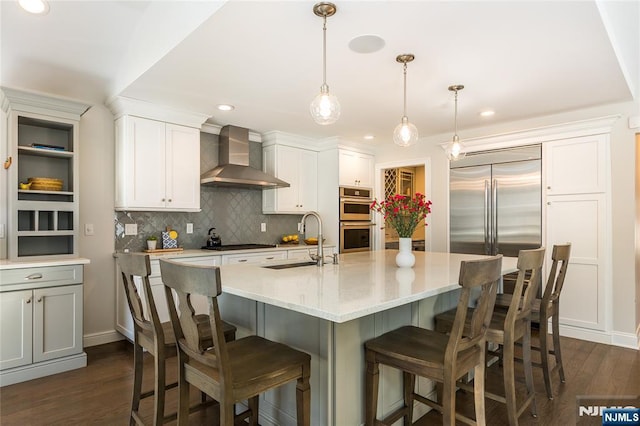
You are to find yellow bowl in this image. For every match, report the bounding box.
[304,238,325,245]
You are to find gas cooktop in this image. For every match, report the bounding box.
[201,244,277,251]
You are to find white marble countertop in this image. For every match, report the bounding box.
[0,257,90,270]
[219,250,518,323]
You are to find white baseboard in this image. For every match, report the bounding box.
[83,330,125,348]
[0,353,87,387]
[611,331,639,350]
[558,324,639,349]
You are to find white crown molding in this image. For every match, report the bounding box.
[107,96,209,128]
[439,115,621,153]
[261,130,319,149]
[316,136,376,154]
[1,87,90,119]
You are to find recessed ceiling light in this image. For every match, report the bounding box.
[480,110,495,117]
[217,104,235,111]
[348,35,385,54]
[18,0,49,15]
[363,135,375,140]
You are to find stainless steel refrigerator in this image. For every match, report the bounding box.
[450,145,542,258]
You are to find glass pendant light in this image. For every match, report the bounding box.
[445,84,466,160]
[310,2,340,125]
[393,54,418,147]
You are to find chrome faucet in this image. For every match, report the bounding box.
[301,211,324,266]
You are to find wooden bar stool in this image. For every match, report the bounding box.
[159,258,311,426]
[117,253,237,425]
[364,255,503,426]
[494,243,571,399]
[435,247,545,426]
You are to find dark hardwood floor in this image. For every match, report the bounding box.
[0,335,638,425]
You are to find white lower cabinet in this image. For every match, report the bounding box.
[0,264,85,387]
[0,290,33,370]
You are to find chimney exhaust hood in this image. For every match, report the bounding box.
[200,125,290,189]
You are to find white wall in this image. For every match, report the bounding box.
[78,104,119,347]
[372,100,639,343]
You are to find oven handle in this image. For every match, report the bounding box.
[340,221,376,227]
[340,197,374,204]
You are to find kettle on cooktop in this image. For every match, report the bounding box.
[206,227,222,248]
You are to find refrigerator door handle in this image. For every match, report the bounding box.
[484,180,490,255]
[492,178,498,254]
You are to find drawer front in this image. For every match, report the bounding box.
[223,251,287,265]
[0,265,83,292]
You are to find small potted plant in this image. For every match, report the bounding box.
[146,235,158,251]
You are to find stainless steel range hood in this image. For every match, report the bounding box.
[200,125,289,188]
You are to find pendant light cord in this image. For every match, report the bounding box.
[322,16,327,87]
[453,88,458,137]
[402,62,408,117]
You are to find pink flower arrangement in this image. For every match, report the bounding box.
[370,193,432,238]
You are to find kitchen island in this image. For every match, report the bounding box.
[215,250,518,426]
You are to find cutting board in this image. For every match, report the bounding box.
[143,247,184,253]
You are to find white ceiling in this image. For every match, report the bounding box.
[1,0,638,145]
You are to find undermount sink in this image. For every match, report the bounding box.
[262,261,318,270]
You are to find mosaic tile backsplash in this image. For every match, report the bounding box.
[114,132,302,252]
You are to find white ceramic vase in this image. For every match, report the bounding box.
[147,240,157,250]
[395,237,415,268]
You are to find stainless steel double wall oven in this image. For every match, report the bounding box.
[339,186,374,253]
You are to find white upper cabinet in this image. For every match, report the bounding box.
[544,135,607,195]
[263,144,318,214]
[339,149,374,188]
[115,115,200,211]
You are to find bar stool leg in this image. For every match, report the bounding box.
[131,343,144,426]
[539,315,553,399]
[552,310,566,383]
[502,335,519,425]
[522,320,538,417]
[154,351,166,426]
[296,375,311,426]
[220,402,235,426]
[473,348,487,426]
[365,358,379,426]
[248,396,259,426]
[442,369,457,426]
[402,372,415,425]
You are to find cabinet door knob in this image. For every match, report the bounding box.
[547,186,551,190]
[168,199,172,202]
[26,297,32,304]
[161,198,166,202]
[238,259,247,263]
[37,297,42,303]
